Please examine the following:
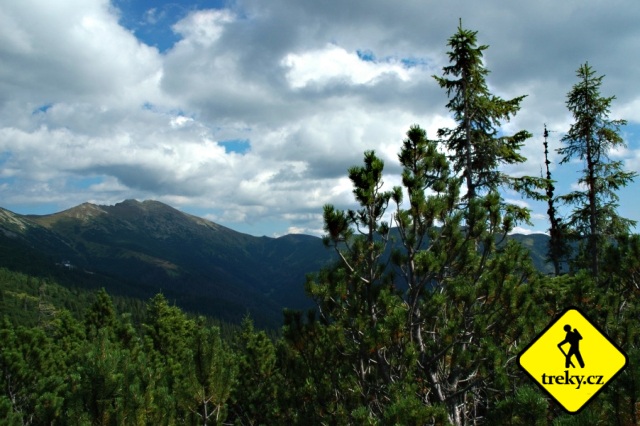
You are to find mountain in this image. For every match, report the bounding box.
[508,233,555,273]
[1,200,333,327]
[0,206,84,276]
[0,200,554,327]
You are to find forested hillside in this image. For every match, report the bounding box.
[1,199,334,328]
[2,24,639,425]
[0,199,553,329]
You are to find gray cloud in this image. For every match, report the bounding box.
[1,0,639,236]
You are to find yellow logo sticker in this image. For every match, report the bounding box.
[518,306,628,414]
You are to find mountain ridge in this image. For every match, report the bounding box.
[2,200,333,327]
[0,199,552,326]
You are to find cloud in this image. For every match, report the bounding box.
[509,226,548,236]
[1,0,639,236]
[282,44,414,89]
[0,0,162,107]
[171,9,233,46]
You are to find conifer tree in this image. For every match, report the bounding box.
[84,287,117,338]
[182,319,236,425]
[0,319,68,424]
[143,294,195,420]
[228,317,282,424]
[557,63,637,277]
[391,125,454,352]
[543,125,571,275]
[303,126,545,425]
[392,127,544,425]
[434,22,533,210]
[308,150,404,418]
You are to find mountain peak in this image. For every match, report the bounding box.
[63,202,107,220]
[113,199,178,213]
[24,202,108,228]
[107,199,190,224]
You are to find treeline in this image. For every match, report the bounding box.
[3,23,640,425]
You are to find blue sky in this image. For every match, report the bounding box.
[113,0,225,52]
[1,0,639,237]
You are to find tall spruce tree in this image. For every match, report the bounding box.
[434,22,534,214]
[557,63,637,277]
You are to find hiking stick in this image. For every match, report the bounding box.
[558,346,576,368]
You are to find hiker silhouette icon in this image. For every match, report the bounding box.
[558,324,585,368]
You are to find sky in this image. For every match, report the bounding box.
[1,0,639,237]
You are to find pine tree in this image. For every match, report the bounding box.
[557,63,637,277]
[281,309,365,423]
[391,125,455,354]
[0,319,68,424]
[228,317,282,424]
[303,126,546,425]
[143,294,195,421]
[84,287,117,339]
[182,319,236,425]
[307,150,410,419]
[392,127,545,425]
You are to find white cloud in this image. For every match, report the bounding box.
[0,0,163,107]
[171,9,234,47]
[170,115,194,128]
[509,226,548,236]
[1,0,639,236]
[282,44,413,89]
[615,98,640,124]
[504,199,531,209]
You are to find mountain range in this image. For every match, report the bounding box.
[0,199,552,327]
